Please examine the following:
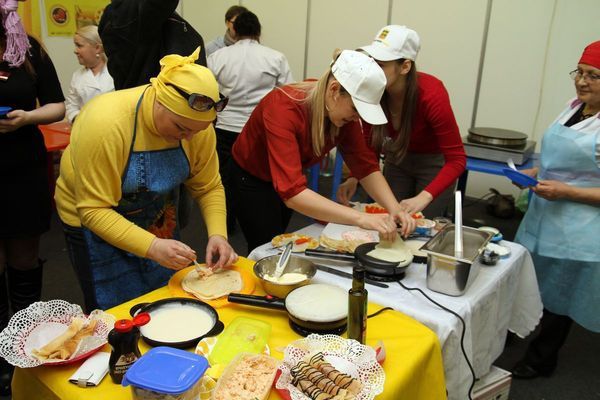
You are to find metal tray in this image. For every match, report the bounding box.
[421,225,493,296]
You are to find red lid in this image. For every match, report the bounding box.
[114,319,134,333]
[133,312,151,327]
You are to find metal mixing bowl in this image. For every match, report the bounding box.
[253,255,316,298]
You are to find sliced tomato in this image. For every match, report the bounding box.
[294,237,310,245]
[365,204,388,214]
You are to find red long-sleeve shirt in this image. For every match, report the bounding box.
[232,86,380,200]
[364,72,466,198]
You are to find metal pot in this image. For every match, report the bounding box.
[421,225,493,296]
[253,255,316,298]
[129,297,224,349]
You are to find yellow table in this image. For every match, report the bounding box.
[12,258,446,400]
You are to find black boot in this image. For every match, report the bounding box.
[7,261,44,313]
[0,357,12,397]
[0,271,13,396]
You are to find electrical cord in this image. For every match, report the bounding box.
[367,307,394,319]
[396,280,476,400]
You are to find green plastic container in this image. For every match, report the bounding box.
[208,317,271,366]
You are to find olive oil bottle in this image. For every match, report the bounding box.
[347,265,368,344]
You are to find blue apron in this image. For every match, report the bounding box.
[515,120,600,331]
[83,93,190,310]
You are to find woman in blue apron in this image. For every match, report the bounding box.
[56,48,238,311]
[511,40,600,379]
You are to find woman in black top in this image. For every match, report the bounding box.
[0,1,65,393]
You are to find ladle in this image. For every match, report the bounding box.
[454,191,463,259]
[272,241,293,279]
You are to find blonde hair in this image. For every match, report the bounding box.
[285,49,346,156]
[75,25,106,61]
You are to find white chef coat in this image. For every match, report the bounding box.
[207,39,294,133]
[65,64,114,123]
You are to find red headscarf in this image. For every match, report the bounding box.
[579,40,600,70]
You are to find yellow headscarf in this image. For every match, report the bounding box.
[150,47,220,122]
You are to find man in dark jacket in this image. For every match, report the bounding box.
[99,0,207,90]
[99,0,207,229]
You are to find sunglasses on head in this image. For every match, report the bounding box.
[166,83,228,112]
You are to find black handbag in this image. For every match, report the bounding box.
[486,188,515,219]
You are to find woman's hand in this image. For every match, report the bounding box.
[356,212,397,242]
[0,103,65,134]
[146,238,197,270]
[532,180,572,201]
[0,110,31,134]
[399,190,433,215]
[392,209,416,237]
[205,235,238,270]
[336,177,358,205]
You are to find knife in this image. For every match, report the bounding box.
[315,264,389,288]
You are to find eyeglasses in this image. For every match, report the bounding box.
[569,69,600,84]
[166,84,228,112]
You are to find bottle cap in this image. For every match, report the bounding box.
[114,319,134,333]
[133,312,151,327]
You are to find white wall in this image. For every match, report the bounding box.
[38,0,600,199]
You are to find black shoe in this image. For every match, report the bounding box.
[0,359,13,396]
[511,361,553,379]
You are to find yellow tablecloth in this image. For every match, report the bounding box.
[12,257,446,400]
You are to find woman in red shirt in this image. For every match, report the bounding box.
[228,50,416,253]
[337,25,466,218]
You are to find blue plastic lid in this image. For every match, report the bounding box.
[502,168,538,187]
[122,347,208,394]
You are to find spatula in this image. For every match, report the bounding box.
[272,241,294,279]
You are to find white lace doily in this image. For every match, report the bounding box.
[276,334,385,400]
[0,300,115,368]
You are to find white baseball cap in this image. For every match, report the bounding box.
[360,25,421,62]
[331,50,387,125]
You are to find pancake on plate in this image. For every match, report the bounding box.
[32,318,98,361]
[319,224,379,253]
[182,269,243,300]
[271,233,319,252]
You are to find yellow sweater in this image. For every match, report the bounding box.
[55,86,227,258]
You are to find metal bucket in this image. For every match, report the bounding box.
[421,225,493,296]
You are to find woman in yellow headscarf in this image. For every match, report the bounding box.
[55,48,237,310]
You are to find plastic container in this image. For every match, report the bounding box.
[122,346,209,400]
[415,218,436,235]
[212,353,280,400]
[208,316,271,366]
